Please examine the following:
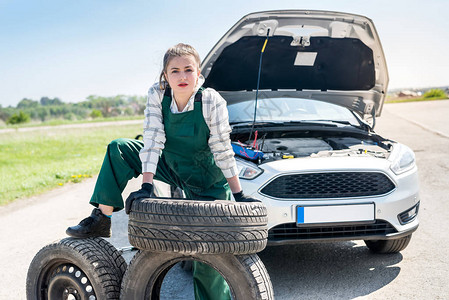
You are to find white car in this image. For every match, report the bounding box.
[200,10,420,253]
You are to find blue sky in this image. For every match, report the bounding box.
[0,0,448,107]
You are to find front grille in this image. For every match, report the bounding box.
[268,221,397,241]
[260,172,395,199]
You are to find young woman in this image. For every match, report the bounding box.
[66,43,258,300]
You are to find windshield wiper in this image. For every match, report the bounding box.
[282,121,337,127]
[303,119,361,127]
[230,121,281,127]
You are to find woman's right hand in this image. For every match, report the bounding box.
[233,191,261,203]
[125,183,154,214]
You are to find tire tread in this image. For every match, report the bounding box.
[26,237,126,299]
[129,199,268,254]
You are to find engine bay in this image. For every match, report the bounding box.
[231,131,392,164]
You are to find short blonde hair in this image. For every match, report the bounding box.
[159,43,201,89]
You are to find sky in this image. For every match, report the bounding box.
[0,0,448,107]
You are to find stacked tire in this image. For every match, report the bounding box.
[122,198,274,299]
[26,198,274,299]
[26,237,127,299]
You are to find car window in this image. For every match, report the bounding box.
[227,98,359,125]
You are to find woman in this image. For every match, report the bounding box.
[66,43,258,299]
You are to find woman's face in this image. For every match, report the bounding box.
[164,55,200,98]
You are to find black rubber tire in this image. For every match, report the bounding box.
[128,198,268,254]
[26,237,127,300]
[120,250,274,300]
[364,234,412,253]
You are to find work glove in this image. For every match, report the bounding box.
[125,183,154,214]
[233,191,261,203]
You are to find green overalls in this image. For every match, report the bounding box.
[90,87,232,300]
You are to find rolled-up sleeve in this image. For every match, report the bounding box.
[139,84,166,174]
[203,89,238,178]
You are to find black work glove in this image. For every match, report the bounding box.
[125,183,154,214]
[233,191,261,203]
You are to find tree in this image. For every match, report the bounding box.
[17,98,39,109]
[37,107,50,121]
[40,97,63,106]
[0,108,12,122]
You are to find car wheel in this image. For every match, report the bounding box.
[120,250,274,300]
[26,237,127,300]
[364,234,412,254]
[128,198,268,255]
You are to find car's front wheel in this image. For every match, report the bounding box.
[364,234,412,254]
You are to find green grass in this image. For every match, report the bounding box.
[0,115,142,130]
[386,96,448,104]
[0,123,142,205]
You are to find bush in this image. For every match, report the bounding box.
[90,109,103,119]
[64,113,77,121]
[423,89,447,99]
[124,107,134,116]
[7,111,30,125]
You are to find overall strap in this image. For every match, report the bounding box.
[194,87,205,102]
[161,87,171,112]
[164,86,171,98]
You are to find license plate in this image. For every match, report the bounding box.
[296,203,375,226]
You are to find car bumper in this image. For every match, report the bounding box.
[241,156,420,245]
[266,220,419,246]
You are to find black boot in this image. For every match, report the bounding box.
[66,208,111,238]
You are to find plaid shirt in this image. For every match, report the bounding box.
[139,76,238,178]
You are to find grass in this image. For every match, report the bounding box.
[0,115,143,130]
[386,96,448,104]
[386,88,448,103]
[0,123,142,206]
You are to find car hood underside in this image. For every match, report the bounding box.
[202,10,389,117]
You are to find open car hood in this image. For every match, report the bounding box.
[201,10,389,118]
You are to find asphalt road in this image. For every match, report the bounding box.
[1,100,448,299]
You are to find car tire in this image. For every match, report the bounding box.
[364,234,412,253]
[120,250,274,300]
[128,198,268,254]
[26,237,127,300]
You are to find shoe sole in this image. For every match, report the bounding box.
[65,228,111,239]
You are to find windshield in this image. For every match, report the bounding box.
[227,97,360,126]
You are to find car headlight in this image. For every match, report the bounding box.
[235,157,263,179]
[389,143,416,175]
